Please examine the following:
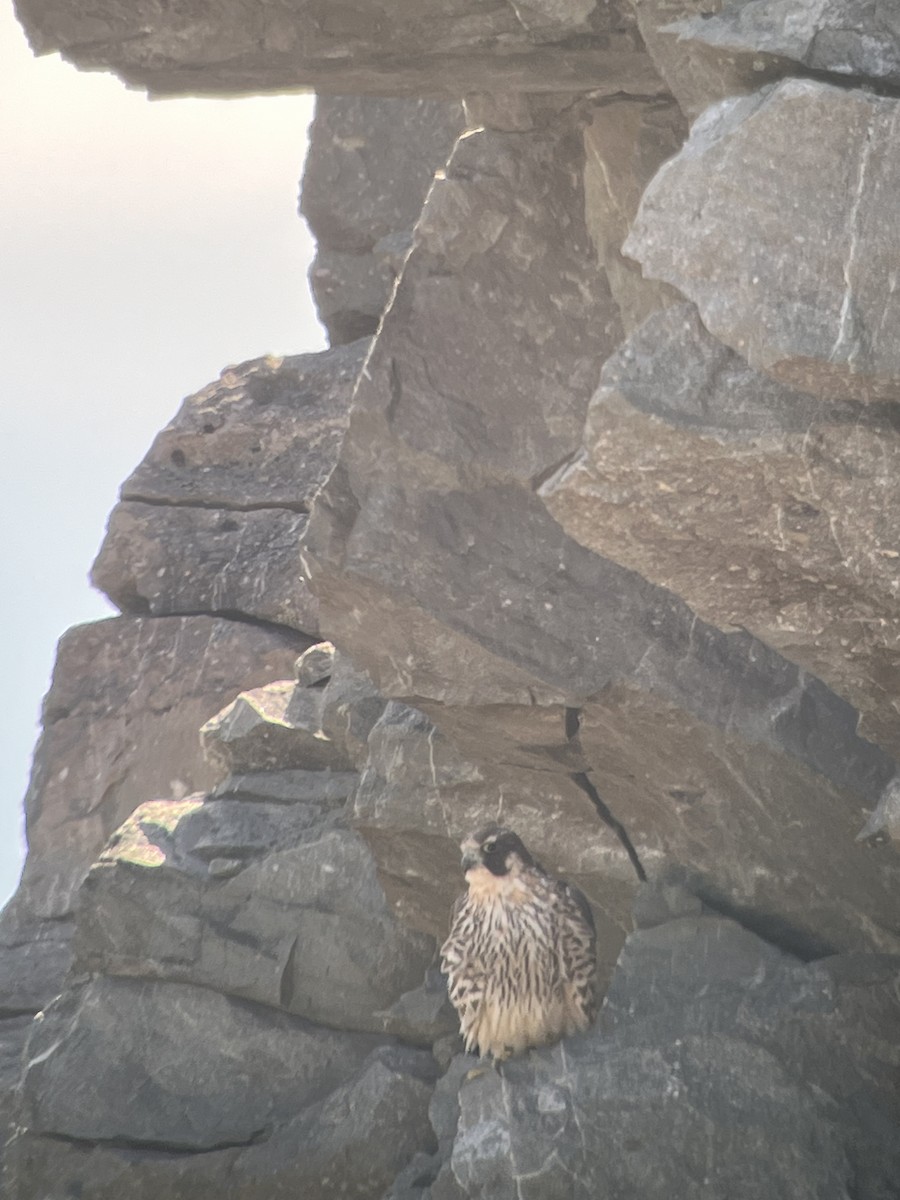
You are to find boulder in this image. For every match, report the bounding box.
[303,99,900,970]
[75,795,436,1034]
[303,106,624,704]
[94,502,316,631]
[16,977,379,1149]
[92,343,368,631]
[9,1042,438,1200]
[116,345,365,511]
[201,679,354,775]
[293,640,335,687]
[625,79,900,402]
[0,614,301,990]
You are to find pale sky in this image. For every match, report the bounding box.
[0,4,325,907]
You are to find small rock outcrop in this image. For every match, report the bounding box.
[5,0,900,1196]
[401,894,900,1200]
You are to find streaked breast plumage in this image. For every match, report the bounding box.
[440,825,597,1061]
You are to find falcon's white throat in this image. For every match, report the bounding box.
[463,861,530,904]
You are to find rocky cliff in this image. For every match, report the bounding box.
[4,2,900,1197]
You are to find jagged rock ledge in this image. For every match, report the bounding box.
[5,1,900,1197]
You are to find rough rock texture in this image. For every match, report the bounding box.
[7,1,900,1197]
[542,301,900,758]
[625,79,900,402]
[95,502,314,629]
[13,0,665,98]
[302,95,900,975]
[18,977,378,1148]
[10,1043,438,1200]
[660,0,900,114]
[302,103,626,699]
[0,615,301,1014]
[582,97,686,333]
[302,96,465,345]
[75,791,436,1033]
[409,897,900,1200]
[8,979,438,1199]
[92,343,367,632]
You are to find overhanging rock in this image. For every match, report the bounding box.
[13,0,665,98]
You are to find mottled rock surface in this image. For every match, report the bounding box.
[11,616,302,924]
[7,2,900,1198]
[582,97,686,332]
[10,1044,438,1200]
[303,103,625,700]
[665,0,900,112]
[626,79,900,401]
[13,0,664,98]
[93,343,368,632]
[408,899,900,1200]
[302,96,465,345]
[303,95,900,975]
[95,502,314,628]
[19,977,378,1148]
[0,615,301,1018]
[543,301,900,757]
[76,792,435,1033]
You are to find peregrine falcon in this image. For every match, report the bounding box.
[440,825,597,1061]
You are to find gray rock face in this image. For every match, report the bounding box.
[302,96,465,345]
[634,0,900,118]
[92,343,368,633]
[0,615,301,1014]
[542,301,900,758]
[17,976,378,1148]
[625,79,900,401]
[0,1015,32,1143]
[634,0,784,119]
[8,977,438,1199]
[94,502,315,630]
[201,679,355,774]
[11,616,302,924]
[75,792,435,1033]
[0,902,73,1016]
[10,1043,438,1200]
[5,663,444,1197]
[421,904,900,1200]
[303,105,624,699]
[582,97,687,332]
[670,1,900,101]
[294,639,335,686]
[13,0,664,98]
[8,3,900,1197]
[119,346,365,510]
[304,97,900,972]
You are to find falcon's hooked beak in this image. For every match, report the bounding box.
[460,836,481,872]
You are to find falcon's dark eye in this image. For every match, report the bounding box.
[482,838,497,855]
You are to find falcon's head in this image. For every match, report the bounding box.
[459,825,536,879]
